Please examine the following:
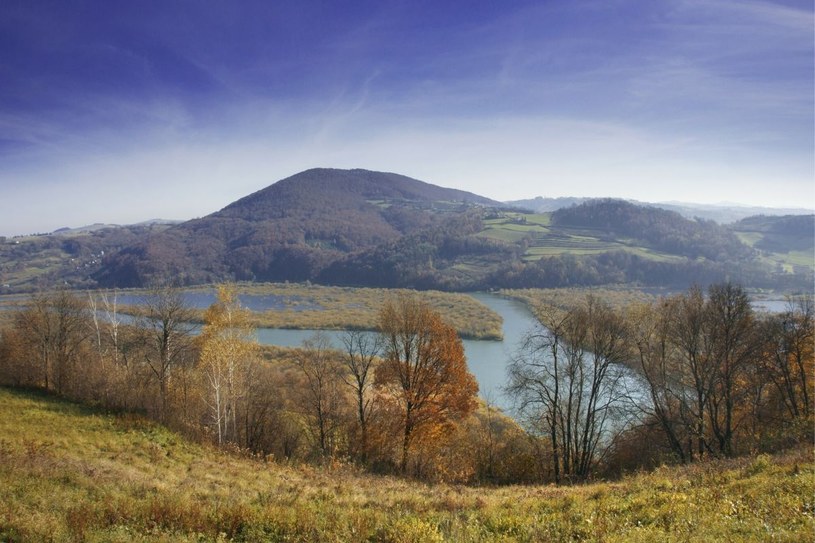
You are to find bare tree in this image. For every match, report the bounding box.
[8,291,91,395]
[668,286,716,460]
[294,332,345,458]
[340,330,381,462]
[139,284,195,422]
[705,283,757,457]
[508,296,631,483]
[628,299,690,463]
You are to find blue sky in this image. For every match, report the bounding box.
[1,0,812,235]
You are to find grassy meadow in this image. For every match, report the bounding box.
[1,386,812,542]
[501,287,663,317]
[733,224,814,274]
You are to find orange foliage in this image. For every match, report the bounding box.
[376,293,479,473]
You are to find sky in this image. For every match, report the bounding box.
[0,0,813,236]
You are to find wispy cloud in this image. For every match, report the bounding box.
[0,0,811,235]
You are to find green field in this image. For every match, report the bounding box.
[735,232,814,273]
[0,387,812,542]
[478,212,681,263]
[480,213,550,243]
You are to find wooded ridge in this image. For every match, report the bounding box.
[1,168,811,293]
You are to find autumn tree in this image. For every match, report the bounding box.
[508,296,631,483]
[139,284,195,422]
[199,284,259,446]
[623,284,813,463]
[761,295,814,420]
[376,293,478,474]
[340,330,381,463]
[293,332,345,458]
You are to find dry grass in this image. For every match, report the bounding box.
[501,287,662,317]
[0,386,812,542]
[111,283,504,340]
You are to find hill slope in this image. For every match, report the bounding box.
[0,223,175,292]
[550,199,751,261]
[507,196,814,224]
[730,214,815,274]
[4,169,811,292]
[1,386,812,542]
[94,168,501,287]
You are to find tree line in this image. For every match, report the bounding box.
[0,287,512,482]
[509,283,813,482]
[551,199,752,261]
[0,283,811,485]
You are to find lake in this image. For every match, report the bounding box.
[252,292,535,412]
[93,289,801,413]
[111,290,535,411]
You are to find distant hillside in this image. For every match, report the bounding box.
[658,202,814,224]
[4,169,812,293]
[94,168,501,287]
[732,214,814,238]
[730,214,815,274]
[506,196,813,224]
[50,219,182,236]
[504,196,592,212]
[0,223,175,292]
[551,199,751,261]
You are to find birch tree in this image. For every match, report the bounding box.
[88,290,122,365]
[199,284,258,447]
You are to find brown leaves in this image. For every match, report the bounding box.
[376,293,479,472]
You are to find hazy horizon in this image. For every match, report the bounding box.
[1,1,813,236]
[4,172,813,238]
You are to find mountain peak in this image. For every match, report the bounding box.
[219,168,498,217]
[94,168,504,287]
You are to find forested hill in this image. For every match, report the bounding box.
[93,169,502,287]
[507,196,813,224]
[4,169,811,292]
[551,199,752,261]
[730,214,815,259]
[731,214,815,237]
[218,168,498,220]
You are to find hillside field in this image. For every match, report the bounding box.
[478,212,682,262]
[0,387,812,542]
